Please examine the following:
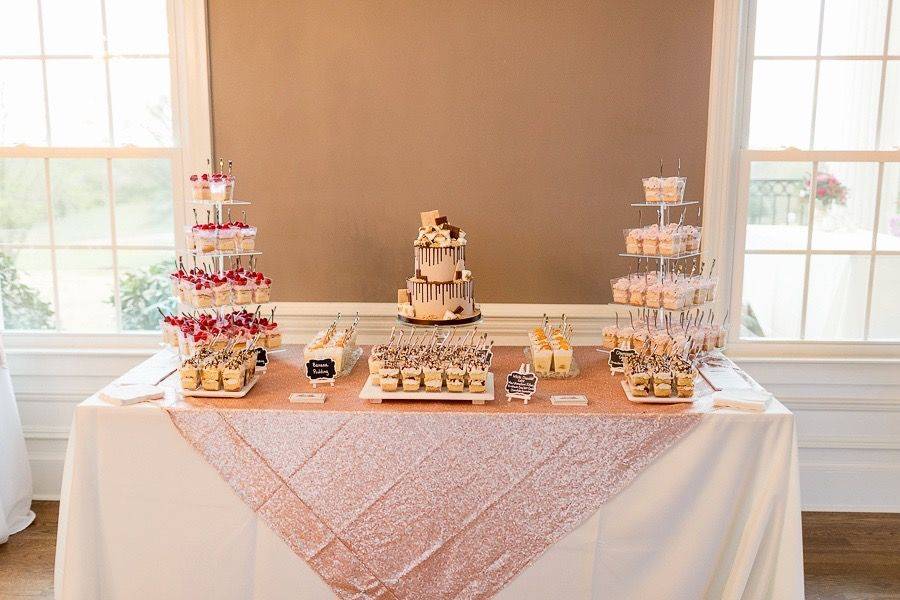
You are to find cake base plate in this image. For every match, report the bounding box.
[359,373,494,404]
[397,309,482,327]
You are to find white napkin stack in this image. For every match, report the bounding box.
[711,389,772,412]
[100,383,166,406]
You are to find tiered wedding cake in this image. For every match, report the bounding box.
[397,210,481,325]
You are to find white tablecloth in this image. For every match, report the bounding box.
[55,386,803,599]
[0,337,35,544]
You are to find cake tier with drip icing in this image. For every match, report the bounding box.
[406,278,475,320]
[415,245,465,283]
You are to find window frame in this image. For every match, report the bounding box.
[709,0,900,355]
[0,0,211,340]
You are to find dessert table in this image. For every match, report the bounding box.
[55,345,803,599]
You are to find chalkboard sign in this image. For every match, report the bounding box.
[608,348,636,372]
[305,358,336,387]
[505,370,538,403]
[256,347,269,368]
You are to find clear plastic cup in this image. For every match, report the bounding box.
[216,226,238,252]
[239,226,257,251]
[661,176,686,203]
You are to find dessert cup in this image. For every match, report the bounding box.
[196,229,216,254]
[646,283,663,308]
[379,367,400,392]
[531,345,553,375]
[192,286,213,309]
[179,364,199,390]
[661,177,686,203]
[629,281,646,306]
[239,226,256,251]
[233,281,254,305]
[552,345,573,374]
[210,175,227,202]
[253,280,271,303]
[201,366,221,391]
[624,229,643,254]
[213,282,231,307]
[611,278,630,304]
[216,226,237,252]
[642,177,664,203]
[602,326,618,350]
[401,366,422,391]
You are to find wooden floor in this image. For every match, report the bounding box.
[1,503,897,599]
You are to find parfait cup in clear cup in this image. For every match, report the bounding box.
[239,226,257,251]
[210,175,227,201]
[213,281,232,307]
[226,175,236,201]
[662,284,686,310]
[704,276,718,303]
[642,177,664,203]
[196,228,216,253]
[624,228,643,255]
[611,276,631,304]
[216,226,238,252]
[184,225,196,250]
[661,176,686,203]
[686,226,702,252]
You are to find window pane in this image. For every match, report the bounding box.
[877,163,900,250]
[117,250,176,331]
[106,0,170,55]
[741,254,805,339]
[0,158,49,245]
[0,60,47,146]
[813,60,881,150]
[880,62,900,151]
[113,159,173,246]
[811,162,878,250]
[40,0,104,55]
[746,162,811,250]
[55,249,115,332]
[805,255,869,339]
[109,58,173,146]
[749,60,815,150]
[821,0,889,55]
[869,256,900,339]
[46,59,109,146]
[0,0,41,55]
[50,159,110,245]
[753,0,820,56]
[0,249,55,331]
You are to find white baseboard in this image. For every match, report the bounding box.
[7,301,899,511]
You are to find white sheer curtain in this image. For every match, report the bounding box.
[0,333,34,543]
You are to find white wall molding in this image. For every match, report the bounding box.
[7,302,898,510]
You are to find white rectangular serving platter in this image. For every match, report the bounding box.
[359,373,495,404]
[183,374,260,398]
[619,380,700,404]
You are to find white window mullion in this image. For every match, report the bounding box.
[807,0,826,150]
[863,162,886,339]
[106,158,123,331]
[43,158,62,330]
[874,0,893,151]
[798,161,818,339]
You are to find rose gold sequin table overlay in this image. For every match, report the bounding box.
[166,346,703,599]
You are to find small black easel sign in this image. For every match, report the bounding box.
[305,358,336,387]
[608,348,636,373]
[505,364,538,404]
[255,347,269,368]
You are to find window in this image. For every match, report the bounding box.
[735,0,900,341]
[0,0,193,333]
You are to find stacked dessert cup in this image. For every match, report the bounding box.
[161,159,282,368]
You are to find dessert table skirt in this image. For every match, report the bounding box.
[55,352,803,599]
[0,337,35,544]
